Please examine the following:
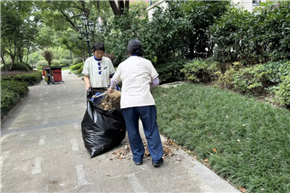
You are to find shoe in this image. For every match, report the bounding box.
[152,158,163,167]
[134,161,143,165]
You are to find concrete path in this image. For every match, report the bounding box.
[1,71,240,193]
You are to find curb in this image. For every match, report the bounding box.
[1,98,23,125]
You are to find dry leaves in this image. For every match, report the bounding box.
[239,187,246,193]
[212,148,217,153]
[111,138,176,160]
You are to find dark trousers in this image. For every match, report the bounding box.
[121,105,163,163]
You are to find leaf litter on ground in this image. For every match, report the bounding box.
[111,138,179,161]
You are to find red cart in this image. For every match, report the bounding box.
[43,67,65,84]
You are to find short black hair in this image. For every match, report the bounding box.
[127,39,143,57]
[93,42,105,52]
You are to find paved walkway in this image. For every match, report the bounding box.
[1,71,240,193]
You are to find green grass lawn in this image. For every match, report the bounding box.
[152,83,290,193]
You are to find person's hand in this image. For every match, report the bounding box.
[86,85,91,91]
[107,87,114,93]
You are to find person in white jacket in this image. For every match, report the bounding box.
[82,42,115,94]
[108,39,164,167]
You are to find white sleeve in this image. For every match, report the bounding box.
[109,59,115,76]
[82,59,89,76]
[149,62,158,79]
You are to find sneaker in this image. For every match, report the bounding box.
[134,161,143,165]
[152,158,163,167]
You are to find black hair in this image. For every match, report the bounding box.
[127,39,143,57]
[93,42,105,52]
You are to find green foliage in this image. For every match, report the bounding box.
[181,59,218,83]
[73,58,83,65]
[59,59,70,67]
[36,60,48,70]
[1,89,20,119]
[1,1,40,65]
[1,80,28,98]
[1,62,33,71]
[2,71,42,86]
[232,64,272,95]
[275,76,290,107]
[209,1,290,64]
[262,61,290,84]
[156,58,188,84]
[51,59,60,67]
[152,84,290,192]
[70,63,83,71]
[76,65,84,74]
[214,69,236,89]
[104,1,229,67]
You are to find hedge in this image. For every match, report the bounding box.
[1,88,21,119]
[70,63,83,71]
[1,81,29,98]
[1,62,33,71]
[1,71,43,86]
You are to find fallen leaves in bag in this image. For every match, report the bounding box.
[97,90,121,110]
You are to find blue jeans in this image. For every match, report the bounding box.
[121,106,163,163]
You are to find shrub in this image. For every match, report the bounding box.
[70,63,83,71]
[181,59,218,83]
[2,71,42,86]
[1,89,20,119]
[156,58,189,84]
[214,69,236,89]
[59,59,70,67]
[209,1,290,64]
[262,61,290,84]
[275,76,290,108]
[77,65,84,74]
[1,80,28,98]
[1,62,32,71]
[232,64,272,95]
[73,58,83,65]
[51,60,60,67]
[36,60,48,70]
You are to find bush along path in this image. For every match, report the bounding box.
[152,83,290,193]
[1,70,42,120]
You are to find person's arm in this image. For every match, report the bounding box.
[150,77,160,87]
[108,77,119,93]
[83,75,91,90]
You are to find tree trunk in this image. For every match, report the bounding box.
[109,0,129,15]
[109,1,121,15]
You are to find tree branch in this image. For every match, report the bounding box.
[59,10,77,30]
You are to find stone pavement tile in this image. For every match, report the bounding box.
[1,134,21,152]
[2,157,36,174]
[175,149,240,193]
[1,172,49,192]
[53,182,102,193]
[41,149,80,171]
[98,175,136,192]
[134,160,204,193]
[47,166,78,192]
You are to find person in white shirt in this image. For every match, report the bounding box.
[108,39,164,167]
[82,42,115,94]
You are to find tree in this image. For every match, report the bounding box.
[1,1,39,70]
[42,50,54,82]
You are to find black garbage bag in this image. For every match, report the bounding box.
[81,91,126,158]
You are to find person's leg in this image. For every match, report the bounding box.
[137,105,163,164]
[121,107,144,164]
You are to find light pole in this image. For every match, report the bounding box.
[78,15,95,57]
